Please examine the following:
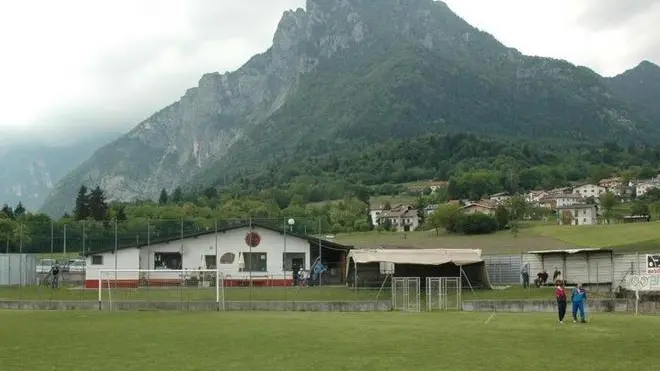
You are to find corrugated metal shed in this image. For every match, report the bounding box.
[0,254,37,286]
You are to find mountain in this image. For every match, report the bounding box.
[42,0,659,216]
[609,60,660,123]
[1,132,120,212]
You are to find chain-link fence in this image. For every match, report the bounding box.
[0,217,394,306]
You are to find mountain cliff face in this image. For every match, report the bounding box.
[41,0,660,216]
[609,60,660,123]
[0,133,118,212]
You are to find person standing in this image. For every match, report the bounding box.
[554,280,567,323]
[571,283,588,323]
[521,263,530,288]
[50,264,60,289]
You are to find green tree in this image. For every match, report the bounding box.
[13,202,26,218]
[0,214,17,252]
[171,187,183,203]
[1,204,13,219]
[73,185,90,220]
[505,196,528,221]
[158,188,169,205]
[599,191,617,223]
[426,203,461,235]
[631,201,650,216]
[494,206,509,230]
[88,186,108,221]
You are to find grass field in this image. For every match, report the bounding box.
[0,311,656,371]
[0,285,605,302]
[334,221,660,253]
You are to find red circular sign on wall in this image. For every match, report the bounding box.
[245,231,261,247]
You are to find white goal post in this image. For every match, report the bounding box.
[426,277,462,311]
[97,269,225,311]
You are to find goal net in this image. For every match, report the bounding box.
[98,269,224,311]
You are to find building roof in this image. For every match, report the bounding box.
[528,248,613,255]
[85,221,352,256]
[462,203,496,210]
[379,204,418,218]
[347,248,483,266]
[555,203,596,210]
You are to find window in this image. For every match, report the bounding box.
[91,255,103,265]
[220,252,235,264]
[205,255,216,269]
[154,252,182,269]
[240,253,267,272]
[283,253,305,271]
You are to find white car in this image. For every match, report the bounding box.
[36,259,56,274]
[68,260,86,273]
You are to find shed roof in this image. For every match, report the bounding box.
[85,222,352,256]
[528,248,613,255]
[347,248,483,266]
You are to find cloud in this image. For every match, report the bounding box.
[444,0,660,76]
[0,0,658,144]
[0,0,305,143]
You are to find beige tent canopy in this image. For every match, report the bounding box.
[347,248,483,266]
[345,248,492,289]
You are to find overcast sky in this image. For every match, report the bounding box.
[0,0,658,145]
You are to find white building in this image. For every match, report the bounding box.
[377,205,420,232]
[635,182,660,198]
[368,208,382,227]
[556,204,598,226]
[572,184,606,198]
[555,194,584,208]
[84,223,350,288]
[525,191,547,204]
[489,192,511,204]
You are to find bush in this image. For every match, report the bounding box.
[446,212,498,235]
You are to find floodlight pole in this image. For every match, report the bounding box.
[318,218,322,287]
[50,220,54,254]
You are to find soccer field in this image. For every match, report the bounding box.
[0,311,656,371]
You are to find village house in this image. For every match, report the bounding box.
[489,192,511,204]
[555,193,585,208]
[525,190,547,204]
[424,204,439,215]
[635,181,660,198]
[556,204,598,226]
[572,184,607,198]
[377,204,420,232]
[598,177,623,190]
[368,207,384,227]
[461,202,497,216]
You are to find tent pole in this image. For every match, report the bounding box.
[375,273,390,301]
[460,266,476,295]
[354,260,358,292]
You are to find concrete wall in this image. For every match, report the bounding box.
[462,299,631,313]
[0,300,392,312]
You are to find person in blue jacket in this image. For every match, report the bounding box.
[571,283,587,323]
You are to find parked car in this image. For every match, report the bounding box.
[68,259,86,273]
[36,259,56,274]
